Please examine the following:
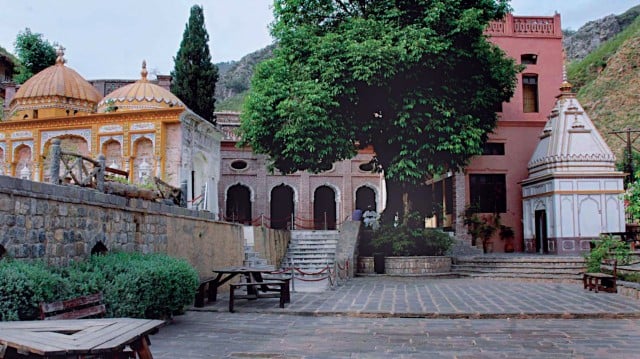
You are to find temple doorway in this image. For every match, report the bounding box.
[314,185,337,230]
[226,184,252,224]
[270,184,295,229]
[535,210,549,254]
[355,186,376,212]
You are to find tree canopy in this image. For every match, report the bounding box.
[171,5,218,124]
[240,0,520,217]
[13,28,57,84]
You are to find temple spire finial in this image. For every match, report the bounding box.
[55,45,66,65]
[141,60,148,81]
[560,49,573,93]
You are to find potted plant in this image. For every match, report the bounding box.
[499,225,515,253]
[462,206,498,253]
[371,211,454,274]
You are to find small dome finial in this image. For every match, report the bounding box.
[141,60,148,81]
[56,45,66,65]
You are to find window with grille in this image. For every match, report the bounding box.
[523,75,539,113]
[469,174,506,213]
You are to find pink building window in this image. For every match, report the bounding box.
[522,74,539,113]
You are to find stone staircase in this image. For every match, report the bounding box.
[282,230,339,275]
[452,255,586,282]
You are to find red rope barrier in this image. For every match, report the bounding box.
[294,266,329,275]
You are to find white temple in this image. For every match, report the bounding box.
[521,80,626,255]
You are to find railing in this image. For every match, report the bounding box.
[486,14,560,37]
[49,138,105,191]
[269,259,351,291]
[48,138,186,207]
[223,212,352,230]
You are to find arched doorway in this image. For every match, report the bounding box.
[355,186,376,212]
[102,139,122,170]
[42,135,90,182]
[270,184,294,230]
[226,184,252,224]
[314,185,336,230]
[14,144,32,179]
[132,137,153,184]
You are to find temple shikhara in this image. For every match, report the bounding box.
[0,13,626,254]
[0,48,222,213]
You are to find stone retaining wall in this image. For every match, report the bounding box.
[385,256,452,275]
[0,175,253,279]
[357,256,374,274]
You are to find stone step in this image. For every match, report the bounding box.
[456,271,582,281]
[452,265,582,275]
[451,262,585,269]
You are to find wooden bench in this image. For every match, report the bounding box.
[583,259,618,293]
[39,292,106,320]
[229,281,287,313]
[194,277,218,308]
[261,274,292,303]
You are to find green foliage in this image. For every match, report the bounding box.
[13,28,57,84]
[240,0,519,193]
[624,169,640,222]
[0,253,198,321]
[584,235,631,273]
[0,260,70,321]
[372,211,453,256]
[65,252,199,319]
[217,92,248,111]
[568,15,640,92]
[171,5,218,124]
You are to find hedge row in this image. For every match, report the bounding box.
[0,252,198,321]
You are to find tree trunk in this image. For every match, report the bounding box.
[383,178,424,227]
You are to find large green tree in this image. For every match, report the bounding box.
[13,28,57,84]
[171,5,218,124]
[240,0,520,222]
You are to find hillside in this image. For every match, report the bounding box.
[214,44,274,111]
[577,24,640,160]
[564,4,640,62]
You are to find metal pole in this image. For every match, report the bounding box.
[627,128,635,183]
[324,212,327,230]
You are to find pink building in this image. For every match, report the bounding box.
[440,14,564,253]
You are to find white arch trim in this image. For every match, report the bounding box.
[224,181,256,203]
[354,182,380,209]
[268,182,299,203]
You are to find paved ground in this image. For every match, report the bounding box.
[149,277,640,358]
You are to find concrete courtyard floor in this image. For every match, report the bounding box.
[149,277,640,358]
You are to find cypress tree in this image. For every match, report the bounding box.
[171,5,218,124]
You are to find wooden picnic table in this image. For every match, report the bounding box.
[0,318,164,358]
[208,266,276,301]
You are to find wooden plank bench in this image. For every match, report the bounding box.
[229,281,287,313]
[39,292,106,320]
[583,259,618,293]
[194,277,218,308]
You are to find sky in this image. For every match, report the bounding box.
[0,0,638,79]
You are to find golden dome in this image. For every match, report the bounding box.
[9,47,102,119]
[97,61,184,113]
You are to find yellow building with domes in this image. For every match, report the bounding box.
[1,47,222,214]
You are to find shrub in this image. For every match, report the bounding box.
[65,252,199,319]
[0,252,199,321]
[372,212,453,256]
[0,260,70,321]
[584,235,631,272]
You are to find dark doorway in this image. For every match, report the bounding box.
[226,184,252,224]
[91,242,108,256]
[355,186,376,212]
[270,184,295,230]
[314,186,337,230]
[535,210,548,254]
